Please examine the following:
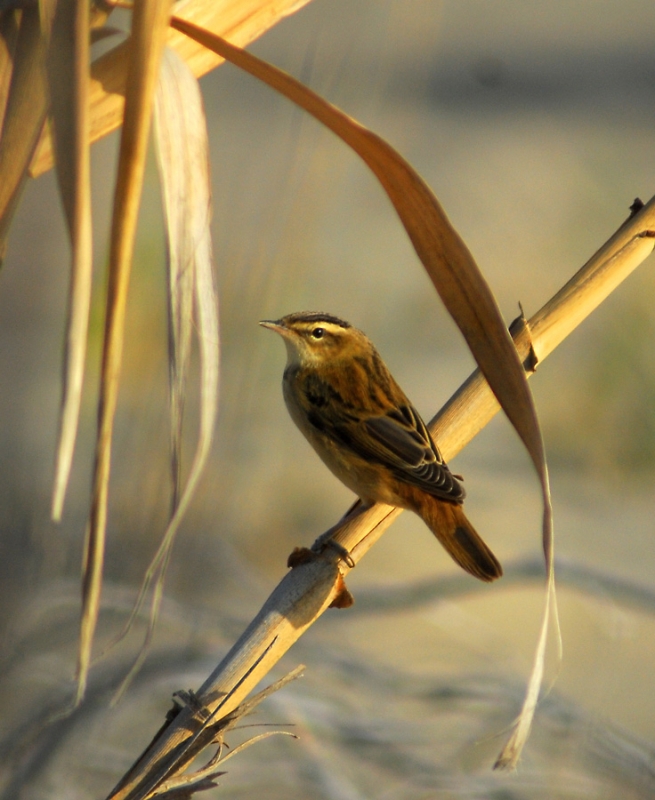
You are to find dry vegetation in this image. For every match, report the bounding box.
[0,1,654,798]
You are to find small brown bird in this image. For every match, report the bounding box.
[260,312,502,582]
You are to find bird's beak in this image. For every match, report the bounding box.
[259,319,290,337]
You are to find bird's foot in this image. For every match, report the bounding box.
[286,545,355,609]
[310,528,356,568]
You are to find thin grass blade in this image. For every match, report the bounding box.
[77,0,174,706]
[109,45,219,701]
[156,46,197,510]
[154,44,219,533]
[46,0,93,522]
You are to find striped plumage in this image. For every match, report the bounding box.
[260,312,502,582]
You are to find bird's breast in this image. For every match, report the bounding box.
[281,367,412,506]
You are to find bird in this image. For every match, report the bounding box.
[259,311,502,582]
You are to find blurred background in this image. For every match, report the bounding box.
[2,0,655,797]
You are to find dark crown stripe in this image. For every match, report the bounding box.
[287,311,351,329]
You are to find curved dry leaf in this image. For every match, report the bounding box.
[47,0,93,522]
[78,0,174,706]
[169,17,556,768]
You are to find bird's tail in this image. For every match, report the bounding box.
[418,497,503,582]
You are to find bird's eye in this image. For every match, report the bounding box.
[311,327,325,339]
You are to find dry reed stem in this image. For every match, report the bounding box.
[105,200,655,799]
[79,0,174,705]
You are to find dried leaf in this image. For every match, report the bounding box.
[156,46,203,509]
[109,45,219,702]
[78,0,174,706]
[46,0,93,521]
[0,3,52,262]
[29,0,313,178]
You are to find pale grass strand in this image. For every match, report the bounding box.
[215,730,298,765]
[144,43,219,650]
[108,47,219,700]
[47,0,93,522]
[156,46,197,509]
[109,544,173,705]
[494,499,559,769]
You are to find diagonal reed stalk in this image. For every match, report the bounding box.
[104,197,655,799]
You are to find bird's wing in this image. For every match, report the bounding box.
[326,403,465,503]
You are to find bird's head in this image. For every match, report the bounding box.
[259,312,367,367]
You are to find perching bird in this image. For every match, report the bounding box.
[260,312,502,582]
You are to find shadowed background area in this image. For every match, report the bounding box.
[1,0,655,797]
